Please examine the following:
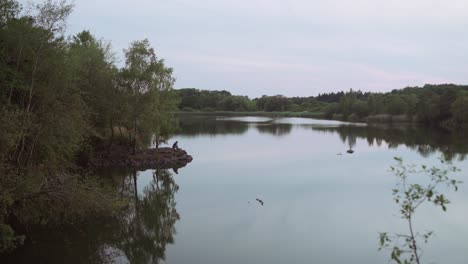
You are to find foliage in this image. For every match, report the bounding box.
[117,39,178,153]
[176,89,325,113]
[255,95,293,111]
[379,157,461,264]
[176,88,255,112]
[450,95,468,124]
[325,84,468,126]
[0,224,24,253]
[0,0,178,253]
[177,84,468,128]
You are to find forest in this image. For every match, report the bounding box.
[177,84,468,128]
[0,0,178,253]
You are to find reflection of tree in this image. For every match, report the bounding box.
[348,134,356,150]
[335,126,356,150]
[177,115,248,136]
[119,169,179,264]
[3,168,180,264]
[311,125,468,161]
[256,123,292,136]
[177,115,294,137]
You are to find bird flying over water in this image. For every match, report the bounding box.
[256,198,264,206]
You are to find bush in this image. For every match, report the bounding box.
[0,223,25,253]
[332,113,344,120]
[367,114,392,123]
[181,107,195,112]
[347,113,360,122]
[391,115,410,123]
[201,107,216,112]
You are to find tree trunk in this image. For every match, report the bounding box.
[16,135,27,166]
[108,119,114,153]
[25,47,42,114]
[408,213,421,264]
[155,169,160,190]
[132,119,137,155]
[133,171,138,204]
[8,46,24,106]
[25,135,37,167]
[120,174,126,199]
[127,129,131,146]
[15,42,44,166]
[118,126,123,144]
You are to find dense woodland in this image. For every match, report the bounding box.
[177,84,468,128]
[0,0,178,253]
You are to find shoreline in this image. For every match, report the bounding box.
[90,146,193,171]
[175,111,420,125]
[175,111,325,119]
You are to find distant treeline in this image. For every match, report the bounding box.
[324,84,468,127]
[176,84,468,128]
[0,0,177,252]
[176,88,327,113]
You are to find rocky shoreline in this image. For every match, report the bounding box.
[90,147,193,170]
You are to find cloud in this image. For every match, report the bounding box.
[170,53,323,73]
[18,0,468,96]
[168,51,455,96]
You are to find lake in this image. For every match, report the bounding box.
[4,115,468,264]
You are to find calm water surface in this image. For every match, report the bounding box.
[5,115,468,264]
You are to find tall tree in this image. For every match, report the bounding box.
[118,39,177,153]
[68,30,117,143]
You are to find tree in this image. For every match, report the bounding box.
[68,30,117,150]
[256,95,292,112]
[118,39,177,154]
[379,157,461,264]
[450,95,468,125]
[385,94,407,115]
[415,92,440,124]
[0,0,20,25]
[0,0,87,252]
[367,94,385,115]
[351,100,369,117]
[338,89,358,117]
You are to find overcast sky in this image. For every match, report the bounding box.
[24,0,468,97]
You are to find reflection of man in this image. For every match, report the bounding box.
[172,141,179,149]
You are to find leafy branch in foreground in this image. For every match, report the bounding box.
[379,157,462,264]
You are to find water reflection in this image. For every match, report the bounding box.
[256,123,292,136]
[120,169,179,264]
[3,168,180,264]
[328,125,357,151]
[5,115,468,264]
[177,115,249,136]
[176,115,468,160]
[177,115,293,137]
[310,125,468,161]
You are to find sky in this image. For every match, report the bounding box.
[22,0,468,97]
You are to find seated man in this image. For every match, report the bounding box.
[172,141,179,149]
